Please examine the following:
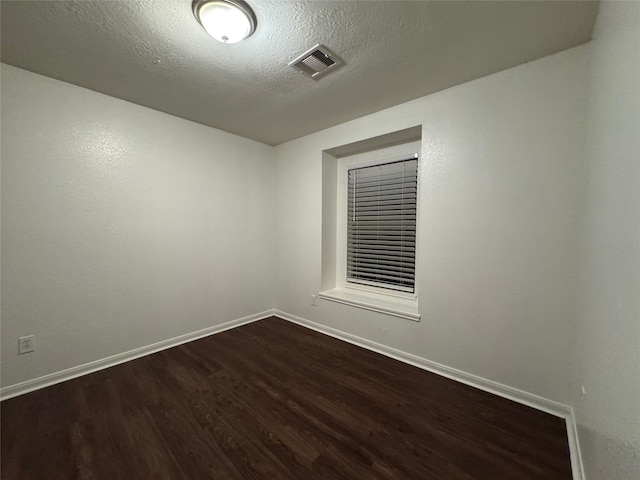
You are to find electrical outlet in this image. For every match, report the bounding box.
[581,385,586,396]
[18,335,36,354]
[311,294,318,306]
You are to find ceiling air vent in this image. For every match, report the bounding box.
[289,44,343,80]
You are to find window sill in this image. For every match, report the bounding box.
[318,288,420,322]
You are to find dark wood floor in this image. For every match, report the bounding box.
[1,316,572,479]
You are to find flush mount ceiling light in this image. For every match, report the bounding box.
[192,0,257,44]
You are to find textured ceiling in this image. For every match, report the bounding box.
[1,0,598,145]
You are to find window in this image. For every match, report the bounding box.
[319,128,422,322]
[347,155,418,293]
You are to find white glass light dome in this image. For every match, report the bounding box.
[193,0,257,44]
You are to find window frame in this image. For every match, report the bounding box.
[335,146,421,302]
[346,155,419,296]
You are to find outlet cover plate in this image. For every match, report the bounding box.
[18,335,36,354]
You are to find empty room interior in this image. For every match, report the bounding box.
[1,0,638,479]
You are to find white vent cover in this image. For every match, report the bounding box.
[289,44,343,80]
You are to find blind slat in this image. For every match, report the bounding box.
[347,249,415,259]
[348,235,416,241]
[348,221,417,228]
[348,271,415,282]
[348,265,416,277]
[348,250,416,256]
[348,186,417,197]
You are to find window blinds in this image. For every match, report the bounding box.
[347,156,418,293]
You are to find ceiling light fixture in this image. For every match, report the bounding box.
[192,0,257,44]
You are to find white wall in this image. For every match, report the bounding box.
[274,46,589,404]
[0,65,275,387]
[572,2,640,479]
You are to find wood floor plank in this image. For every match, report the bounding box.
[1,316,572,479]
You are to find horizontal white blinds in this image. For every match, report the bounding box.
[347,156,418,292]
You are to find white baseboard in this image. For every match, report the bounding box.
[0,309,276,401]
[273,309,584,480]
[565,407,586,480]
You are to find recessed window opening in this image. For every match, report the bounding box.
[320,127,422,322]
